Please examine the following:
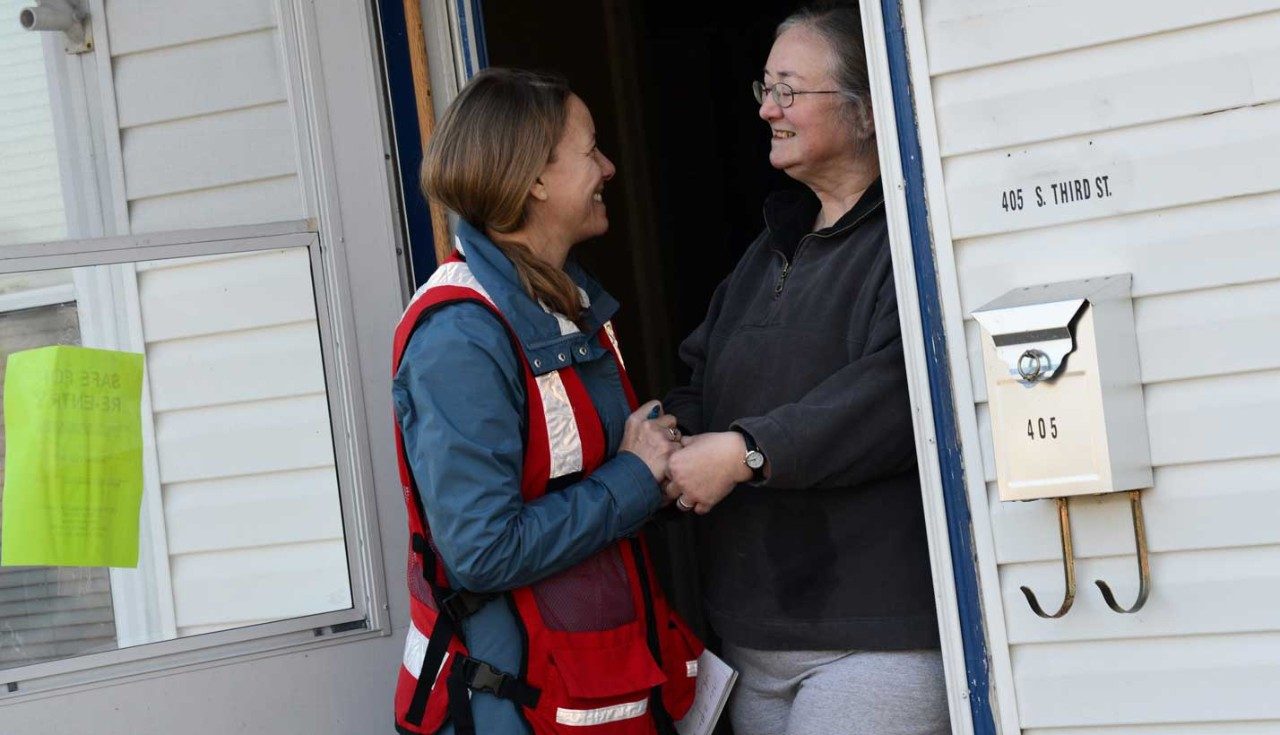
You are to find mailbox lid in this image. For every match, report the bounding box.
[972,298,1085,381]
[972,274,1131,314]
[971,275,1131,381]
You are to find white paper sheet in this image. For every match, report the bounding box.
[675,650,738,735]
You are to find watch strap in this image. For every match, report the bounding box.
[732,427,766,482]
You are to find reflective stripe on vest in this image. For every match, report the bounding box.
[402,621,450,682]
[555,698,649,727]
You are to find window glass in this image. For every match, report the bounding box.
[0,299,116,667]
[0,247,352,672]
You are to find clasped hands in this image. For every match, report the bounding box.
[620,400,754,516]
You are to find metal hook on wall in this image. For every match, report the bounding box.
[1020,496,1077,618]
[1094,489,1151,614]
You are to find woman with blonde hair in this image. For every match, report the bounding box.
[390,68,702,735]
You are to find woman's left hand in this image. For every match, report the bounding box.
[666,431,754,514]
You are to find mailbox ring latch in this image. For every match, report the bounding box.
[1017,349,1052,382]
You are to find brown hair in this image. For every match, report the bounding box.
[422,68,584,321]
[777,2,876,157]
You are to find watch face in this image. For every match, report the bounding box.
[745,450,765,470]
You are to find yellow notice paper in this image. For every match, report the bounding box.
[1,346,145,568]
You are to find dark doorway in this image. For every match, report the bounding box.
[483,0,805,403]
[482,9,811,729]
[482,0,808,665]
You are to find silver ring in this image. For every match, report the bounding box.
[676,497,694,511]
[1017,349,1050,382]
[667,427,681,442]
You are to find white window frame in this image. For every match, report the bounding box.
[38,29,113,242]
[0,221,387,698]
[0,283,76,314]
[73,263,178,648]
[860,2,1008,732]
[1,0,396,696]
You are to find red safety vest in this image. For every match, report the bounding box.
[392,253,703,735]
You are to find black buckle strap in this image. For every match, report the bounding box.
[411,533,494,622]
[628,537,679,735]
[454,655,541,708]
[410,533,430,554]
[439,589,495,622]
[405,609,456,727]
[407,532,527,734]
[446,657,477,735]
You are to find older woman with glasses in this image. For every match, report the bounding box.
[662,4,950,734]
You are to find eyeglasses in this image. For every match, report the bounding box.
[752,80,841,109]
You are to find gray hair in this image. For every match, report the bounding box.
[776,3,875,154]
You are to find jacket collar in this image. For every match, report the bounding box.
[452,220,620,375]
[762,178,885,257]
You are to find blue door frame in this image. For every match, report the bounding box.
[375,0,488,288]
[454,0,489,81]
[376,3,997,729]
[880,0,997,731]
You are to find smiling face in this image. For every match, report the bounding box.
[759,26,861,186]
[530,95,617,246]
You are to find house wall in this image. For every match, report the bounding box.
[136,249,348,636]
[910,1,1280,731]
[0,0,409,730]
[0,0,66,246]
[106,0,305,233]
[99,1,347,635]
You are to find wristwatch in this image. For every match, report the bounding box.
[733,427,767,482]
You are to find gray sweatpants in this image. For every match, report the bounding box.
[722,643,950,735]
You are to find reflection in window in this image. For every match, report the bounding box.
[136,249,351,636]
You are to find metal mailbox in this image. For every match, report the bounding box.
[972,274,1152,502]
[972,274,1157,618]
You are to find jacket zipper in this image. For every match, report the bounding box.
[769,198,886,301]
[772,236,812,300]
[772,258,791,299]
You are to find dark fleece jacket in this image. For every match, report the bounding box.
[663,180,940,651]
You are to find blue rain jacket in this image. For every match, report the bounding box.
[392,221,662,735]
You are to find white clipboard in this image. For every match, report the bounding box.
[675,650,738,735]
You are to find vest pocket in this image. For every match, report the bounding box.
[533,545,636,632]
[539,639,666,733]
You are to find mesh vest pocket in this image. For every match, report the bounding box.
[407,553,435,608]
[533,545,635,631]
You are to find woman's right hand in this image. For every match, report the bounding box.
[620,400,681,482]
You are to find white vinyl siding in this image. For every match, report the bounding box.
[914,1,1280,731]
[0,0,66,246]
[137,248,348,637]
[104,1,305,233]
[92,2,346,636]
